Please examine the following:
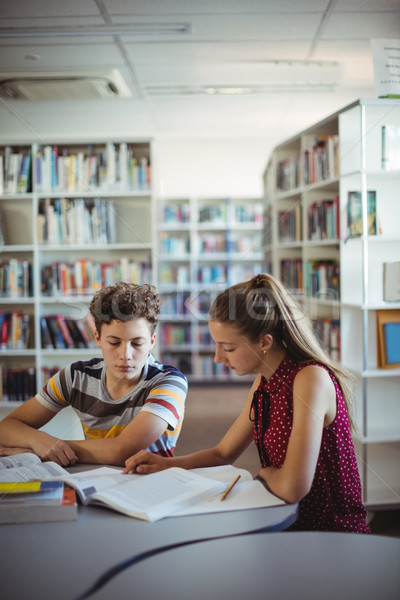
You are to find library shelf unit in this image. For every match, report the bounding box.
[0,139,155,415]
[263,98,400,509]
[157,196,264,382]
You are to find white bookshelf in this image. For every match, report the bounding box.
[0,139,155,408]
[157,196,264,382]
[263,98,400,508]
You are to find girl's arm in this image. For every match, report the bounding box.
[257,365,336,504]
[123,376,260,474]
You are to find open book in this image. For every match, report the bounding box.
[0,453,285,522]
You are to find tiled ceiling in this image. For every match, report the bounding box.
[0,0,399,143]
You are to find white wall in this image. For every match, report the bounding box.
[156,138,271,199]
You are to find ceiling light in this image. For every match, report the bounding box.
[0,23,192,38]
[144,83,337,97]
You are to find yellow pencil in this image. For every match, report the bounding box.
[220,474,241,501]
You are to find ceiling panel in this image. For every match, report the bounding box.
[118,14,322,42]
[322,11,400,38]
[0,0,100,19]
[0,42,122,70]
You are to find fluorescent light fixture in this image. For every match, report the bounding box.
[144,83,337,97]
[0,23,192,38]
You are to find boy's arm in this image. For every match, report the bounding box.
[67,410,169,467]
[0,397,78,466]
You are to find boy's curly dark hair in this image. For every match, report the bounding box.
[89,282,160,336]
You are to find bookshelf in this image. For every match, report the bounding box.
[157,196,264,382]
[0,139,155,409]
[263,98,400,508]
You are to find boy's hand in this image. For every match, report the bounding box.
[123,450,170,474]
[0,446,33,457]
[31,436,78,466]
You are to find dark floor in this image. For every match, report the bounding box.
[177,383,400,538]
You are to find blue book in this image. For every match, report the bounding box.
[384,322,400,364]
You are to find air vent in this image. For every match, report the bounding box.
[0,70,132,100]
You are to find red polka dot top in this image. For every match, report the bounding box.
[253,356,370,533]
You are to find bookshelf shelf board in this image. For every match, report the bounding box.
[306,239,339,247]
[40,295,92,304]
[38,242,153,252]
[276,241,303,250]
[41,349,101,356]
[361,368,400,378]
[196,252,264,261]
[0,244,34,252]
[341,302,400,311]
[276,177,340,200]
[0,349,36,356]
[357,432,400,444]
[36,190,151,199]
[0,297,34,304]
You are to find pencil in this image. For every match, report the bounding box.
[220,474,241,501]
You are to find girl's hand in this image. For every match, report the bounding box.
[123,450,171,474]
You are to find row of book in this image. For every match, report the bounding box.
[280,259,303,292]
[198,202,263,224]
[160,323,212,346]
[159,233,262,255]
[0,259,33,298]
[313,318,341,362]
[198,233,262,254]
[159,263,263,286]
[161,292,192,317]
[41,258,152,297]
[0,312,31,350]
[0,149,32,194]
[34,143,151,193]
[37,197,117,245]
[308,196,340,241]
[347,190,380,237]
[40,314,97,350]
[162,203,191,223]
[305,260,340,300]
[159,324,192,346]
[160,352,231,378]
[277,205,302,243]
[277,135,340,191]
[0,367,36,402]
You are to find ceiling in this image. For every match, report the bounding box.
[0,0,399,145]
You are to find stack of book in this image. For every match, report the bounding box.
[0,479,77,524]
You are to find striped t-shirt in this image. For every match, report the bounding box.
[36,354,188,456]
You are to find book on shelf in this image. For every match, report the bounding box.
[35,143,151,193]
[383,262,400,302]
[0,454,285,523]
[308,196,339,240]
[0,367,36,403]
[376,309,400,369]
[381,125,400,171]
[0,148,32,194]
[40,314,96,350]
[347,190,380,237]
[0,312,31,350]
[0,258,33,298]
[0,209,5,245]
[0,477,77,524]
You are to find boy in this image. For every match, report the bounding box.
[0,282,187,467]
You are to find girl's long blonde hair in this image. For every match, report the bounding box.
[209,273,356,430]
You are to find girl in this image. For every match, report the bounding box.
[124,273,370,533]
